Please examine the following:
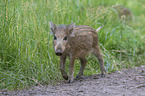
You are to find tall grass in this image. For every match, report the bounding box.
[0,0,145,90]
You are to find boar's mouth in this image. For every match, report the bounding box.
[55,49,63,56]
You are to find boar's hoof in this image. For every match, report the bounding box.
[76,75,81,79]
[63,75,68,80]
[67,80,73,83]
[67,78,74,83]
[100,74,105,78]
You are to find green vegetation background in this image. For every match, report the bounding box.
[0,0,145,90]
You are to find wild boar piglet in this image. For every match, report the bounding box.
[50,22,106,83]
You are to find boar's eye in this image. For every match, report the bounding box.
[54,35,57,40]
[63,36,68,41]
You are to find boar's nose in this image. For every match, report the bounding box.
[55,49,63,56]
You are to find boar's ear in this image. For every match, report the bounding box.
[67,23,75,37]
[49,22,57,34]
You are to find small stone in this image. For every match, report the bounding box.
[78,90,84,92]
[141,69,145,73]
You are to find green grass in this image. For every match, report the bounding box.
[0,0,145,90]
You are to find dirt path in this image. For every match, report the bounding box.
[2,66,145,96]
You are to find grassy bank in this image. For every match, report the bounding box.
[0,0,145,90]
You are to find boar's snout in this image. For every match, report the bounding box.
[55,49,63,56]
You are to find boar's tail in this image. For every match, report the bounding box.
[96,25,104,33]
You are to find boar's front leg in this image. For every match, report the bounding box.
[76,58,87,79]
[60,56,68,80]
[68,56,75,83]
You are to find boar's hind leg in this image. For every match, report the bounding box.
[93,46,106,77]
[76,58,87,79]
[60,56,68,80]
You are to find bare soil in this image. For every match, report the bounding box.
[1,66,145,96]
